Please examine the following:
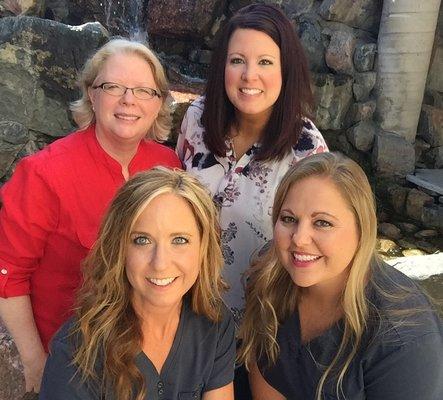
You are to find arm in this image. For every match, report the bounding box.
[249,362,286,400]
[202,383,234,400]
[0,296,47,392]
[364,333,443,400]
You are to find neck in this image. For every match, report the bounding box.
[136,301,182,339]
[95,127,140,171]
[234,110,270,141]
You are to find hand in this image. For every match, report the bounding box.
[22,351,48,393]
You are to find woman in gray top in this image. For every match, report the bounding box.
[40,168,235,400]
[239,152,442,400]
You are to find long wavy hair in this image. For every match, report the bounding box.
[72,167,227,400]
[239,152,379,399]
[202,3,313,161]
[70,38,171,141]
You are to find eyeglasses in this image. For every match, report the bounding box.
[92,82,161,100]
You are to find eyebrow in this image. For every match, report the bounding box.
[130,230,193,236]
[228,52,277,59]
[280,209,339,221]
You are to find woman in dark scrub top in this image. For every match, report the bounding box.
[40,168,235,400]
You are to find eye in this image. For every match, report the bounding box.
[314,220,332,228]
[229,57,244,64]
[172,236,189,245]
[259,58,273,65]
[280,215,296,224]
[132,235,150,245]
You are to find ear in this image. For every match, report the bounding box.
[88,86,95,108]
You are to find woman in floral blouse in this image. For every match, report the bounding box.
[176,3,327,322]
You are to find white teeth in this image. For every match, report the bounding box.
[115,114,138,121]
[240,88,263,95]
[148,277,176,286]
[293,253,321,262]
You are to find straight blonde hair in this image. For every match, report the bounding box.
[70,38,171,141]
[239,152,378,399]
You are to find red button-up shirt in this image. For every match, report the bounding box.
[0,125,182,350]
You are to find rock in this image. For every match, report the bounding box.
[297,16,327,72]
[148,0,222,38]
[0,17,108,139]
[318,0,381,32]
[353,72,376,101]
[416,240,438,254]
[0,323,25,400]
[397,222,419,234]
[346,100,376,125]
[422,204,443,231]
[169,89,199,144]
[346,120,375,151]
[372,131,415,176]
[387,184,409,214]
[434,146,443,168]
[325,29,356,75]
[417,105,443,147]
[378,222,402,240]
[415,229,438,239]
[0,121,28,179]
[405,188,434,221]
[354,42,377,72]
[376,238,399,253]
[0,0,44,16]
[311,73,353,130]
[282,0,315,16]
[189,49,213,64]
[402,249,427,257]
[414,138,431,163]
[398,239,417,249]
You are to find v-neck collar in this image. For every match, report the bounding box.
[136,300,187,380]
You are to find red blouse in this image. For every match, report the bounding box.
[0,125,182,350]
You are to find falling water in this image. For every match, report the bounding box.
[99,0,148,42]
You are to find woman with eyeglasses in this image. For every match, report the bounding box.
[0,38,181,395]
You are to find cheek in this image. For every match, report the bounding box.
[273,223,290,253]
[224,66,237,93]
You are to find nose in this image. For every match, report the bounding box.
[150,243,170,272]
[291,221,313,248]
[120,87,136,104]
[241,63,258,81]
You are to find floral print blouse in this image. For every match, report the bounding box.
[176,97,328,323]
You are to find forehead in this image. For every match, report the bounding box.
[282,176,353,216]
[227,28,279,53]
[132,193,199,230]
[98,52,155,85]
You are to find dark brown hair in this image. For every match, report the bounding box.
[202,3,313,161]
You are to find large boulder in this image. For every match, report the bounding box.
[372,131,415,176]
[312,73,353,130]
[319,0,382,32]
[147,0,224,38]
[0,17,108,138]
[325,29,356,75]
[0,121,28,179]
[417,105,443,147]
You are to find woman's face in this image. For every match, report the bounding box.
[224,28,282,123]
[274,176,359,294]
[125,193,201,313]
[88,52,162,149]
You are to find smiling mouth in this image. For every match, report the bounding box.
[146,277,177,286]
[292,253,322,262]
[114,113,140,121]
[239,88,263,95]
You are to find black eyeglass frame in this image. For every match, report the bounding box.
[92,82,161,99]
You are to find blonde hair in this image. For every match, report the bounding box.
[70,38,171,141]
[239,152,378,399]
[73,167,227,400]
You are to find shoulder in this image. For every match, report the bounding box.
[292,118,328,159]
[142,140,181,167]
[367,262,442,346]
[14,127,91,175]
[185,302,234,337]
[182,96,205,124]
[49,317,79,353]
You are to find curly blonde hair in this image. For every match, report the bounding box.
[73,167,227,400]
[70,38,171,141]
